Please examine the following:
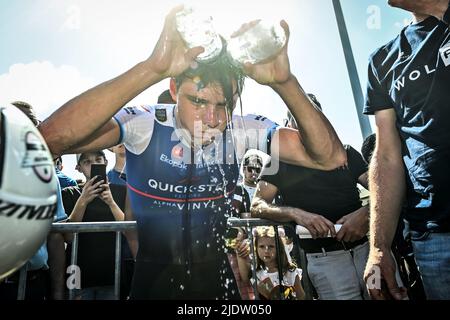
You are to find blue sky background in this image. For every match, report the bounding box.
[0,0,410,179]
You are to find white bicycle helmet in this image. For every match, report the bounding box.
[0,104,56,280]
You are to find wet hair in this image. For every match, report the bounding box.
[361,133,376,164]
[253,226,296,274]
[158,89,176,104]
[11,101,40,127]
[175,48,245,114]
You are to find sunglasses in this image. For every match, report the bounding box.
[246,167,261,174]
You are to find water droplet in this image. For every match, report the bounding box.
[180,284,185,290]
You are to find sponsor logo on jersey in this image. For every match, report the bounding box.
[171,145,184,160]
[160,153,187,170]
[155,108,167,122]
[148,179,224,194]
[124,107,137,115]
[151,199,220,211]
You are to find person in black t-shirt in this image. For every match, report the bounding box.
[62,151,126,300]
[252,100,372,299]
[363,0,450,300]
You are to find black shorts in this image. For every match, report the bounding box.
[130,258,241,300]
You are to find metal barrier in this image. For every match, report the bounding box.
[16,221,137,300]
[16,219,311,300]
[227,217,315,300]
[52,221,137,300]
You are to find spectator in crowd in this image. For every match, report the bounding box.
[107,144,127,186]
[227,150,267,300]
[62,151,126,300]
[252,99,373,300]
[236,226,304,300]
[39,6,346,299]
[361,133,426,300]
[363,0,450,300]
[232,150,267,215]
[55,156,78,188]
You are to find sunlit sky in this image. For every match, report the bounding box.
[0,0,410,180]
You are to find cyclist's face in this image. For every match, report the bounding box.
[174,78,237,146]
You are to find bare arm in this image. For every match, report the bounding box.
[251,180,336,238]
[39,6,203,156]
[294,274,305,300]
[271,81,347,170]
[369,110,405,254]
[40,62,161,156]
[68,119,122,155]
[230,227,251,286]
[364,108,407,300]
[239,21,346,170]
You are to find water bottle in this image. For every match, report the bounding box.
[227,20,287,65]
[175,6,223,63]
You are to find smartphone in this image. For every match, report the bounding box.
[90,163,107,185]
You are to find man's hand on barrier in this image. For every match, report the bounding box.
[335,206,369,242]
[364,248,408,300]
[293,209,336,239]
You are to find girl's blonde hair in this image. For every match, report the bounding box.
[253,226,296,273]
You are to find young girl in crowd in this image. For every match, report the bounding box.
[237,226,305,300]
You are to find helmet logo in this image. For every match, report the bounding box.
[22,132,53,183]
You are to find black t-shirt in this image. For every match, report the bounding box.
[261,145,367,224]
[364,15,450,231]
[62,183,126,288]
